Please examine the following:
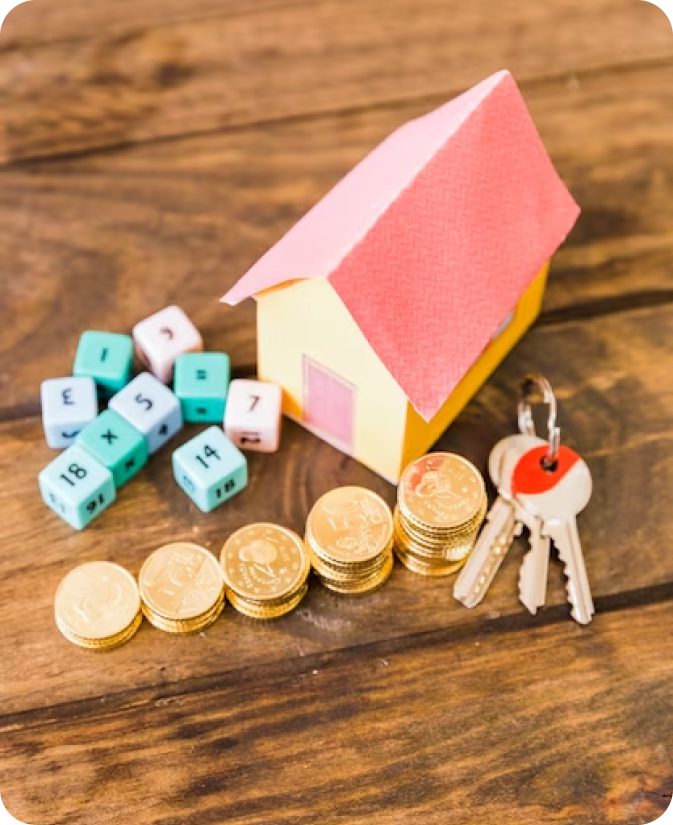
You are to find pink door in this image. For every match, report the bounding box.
[302,357,355,452]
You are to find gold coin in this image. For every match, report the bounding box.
[220,523,310,602]
[308,545,389,582]
[394,546,466,577]
[142,593,224,634]
[394,504,485,560]
[56,611,142,651]
[317,551,394,594]
[398,453,485,531]
[397,498,486,539]
[139,542,223,622]
[305,486,394,565]
[226,585,308,619]
[55,561,141,644]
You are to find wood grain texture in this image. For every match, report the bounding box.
[2,303,673,719]
[2,599,672,825]
[1,0,672,162]
[3,60,673,415]
[2,1,673,823]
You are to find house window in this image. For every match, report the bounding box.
[302,357,355,453]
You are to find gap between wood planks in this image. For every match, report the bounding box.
[2,54,672,170]
[2,577,673,736]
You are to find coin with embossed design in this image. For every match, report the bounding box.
[220,523,310,602]
[139,542,223,623]
[398,452,485,530]
[306,486,393,565]
[55,561,141,648]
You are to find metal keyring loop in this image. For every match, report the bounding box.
[517,373,560,468]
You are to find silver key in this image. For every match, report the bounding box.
[517,507,551,615]
[512,443,594,625]
[453,434,544,608]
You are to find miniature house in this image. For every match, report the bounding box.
[222,70,579,482]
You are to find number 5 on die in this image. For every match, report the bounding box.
[224,379,282,452]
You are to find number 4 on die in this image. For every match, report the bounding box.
[224,379,282,453]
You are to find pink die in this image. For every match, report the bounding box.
[132,305,202,383]
[224,379,282,452]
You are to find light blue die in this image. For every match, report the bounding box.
[172,426,247,512]
[38,444,116,530]
[109,372,182,454]
[40,376,98,449]
[73,331,134,394]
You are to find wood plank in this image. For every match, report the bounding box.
[2,598,672,824]
[1,0,671,162]
[2,303,673,716]
[0,0,290,47]
[2,60,673,415]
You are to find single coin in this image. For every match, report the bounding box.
[398,453,485,530]
[305,486,394,564]
[139,542,223,621]
[394,546,466,577]
[394,503,485,558]
[142,593,224,634]
[55,561,141,643]
[317,551,394,594]
[308,545,389,582]
[220,523,310,602]
[56,611,142,651]
[226,585,308,619]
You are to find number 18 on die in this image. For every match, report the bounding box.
[38,444,116,530]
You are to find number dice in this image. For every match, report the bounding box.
[132,305,203,383]
[109,372,182,454]
[173,352,231,423]
[77,410,148,488]
[41,376,98,449]
[73,330,134,394]
[172,426,247,512]
[224,379,282,452]
[38,444,116,530]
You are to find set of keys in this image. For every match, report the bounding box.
[454,374,594,625]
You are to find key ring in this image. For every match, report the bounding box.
[517,373,560,469]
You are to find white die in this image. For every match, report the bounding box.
[109,372,182,454]
[41,376,98,449]
[224,379,282,452]
[132,305,203,383]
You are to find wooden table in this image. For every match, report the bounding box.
[2,1,673,822]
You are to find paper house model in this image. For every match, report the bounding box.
[222,70,580,482]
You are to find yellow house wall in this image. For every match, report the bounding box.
[400,262,550,474]
[256,262,549,483]
[256,278,408,482]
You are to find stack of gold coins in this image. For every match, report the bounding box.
[139,542,224,633]
[55,561,142,650]
[305,486,394,594]
[395,452,487,576]
[220,523,310,619]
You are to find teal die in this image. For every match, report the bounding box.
[38,444,116,530]
[77,410,148,488]
[172,426,247,513]
[173,352,230,423]
[74,331,134,394]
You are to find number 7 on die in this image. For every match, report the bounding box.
[224,379,282,452]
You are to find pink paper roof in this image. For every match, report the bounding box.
[222,70,580,421]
